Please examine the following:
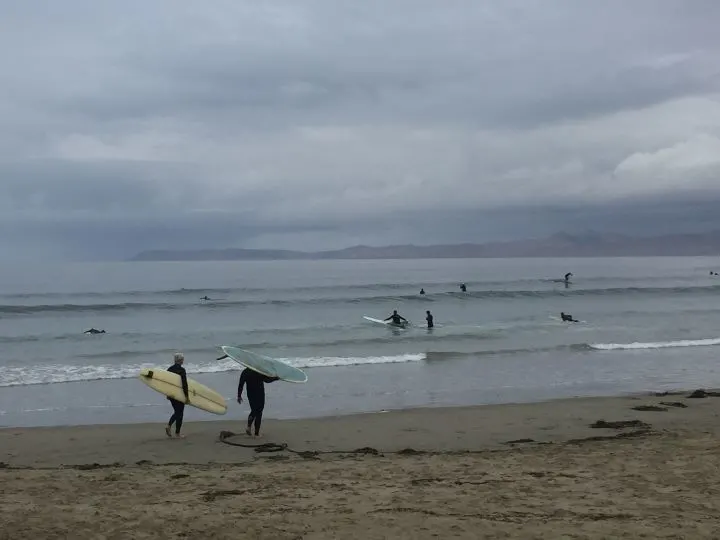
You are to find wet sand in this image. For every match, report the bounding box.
[2,391,720,538]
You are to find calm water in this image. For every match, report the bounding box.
[1,257,720,427]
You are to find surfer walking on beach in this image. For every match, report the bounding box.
[237,368,279,437]
[166,353,189,438]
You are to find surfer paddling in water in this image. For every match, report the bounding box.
[166,353,189,438]
[237,368,279,437]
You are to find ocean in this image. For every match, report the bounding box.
[1,257,719,428]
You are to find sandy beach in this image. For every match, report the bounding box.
[2,391,720,538]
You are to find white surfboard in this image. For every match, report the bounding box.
[219,346,308,383]
[138,368,227,415]
[363,315,411,329]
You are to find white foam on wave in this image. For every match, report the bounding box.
[282,353,425,369]
[0,353,425,387]
[589,337,720,351]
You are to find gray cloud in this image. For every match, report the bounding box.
[1,1,720,259]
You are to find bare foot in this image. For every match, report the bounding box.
[174,433,185,439]
[254,433,263,439]
[165,426,172,438]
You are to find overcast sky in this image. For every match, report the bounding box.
[1,0,720,260]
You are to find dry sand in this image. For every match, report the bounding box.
[2,391,720,538]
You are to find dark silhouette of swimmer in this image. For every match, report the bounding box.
[560,312,578,323]
[460,283,467,292]
[425,310,434,328]
[200,296,210,301]
[384,310,408,326]
[419,288,425,295]
[564,272,573,282]
[84,328,105,334]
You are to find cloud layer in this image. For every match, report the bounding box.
[1,0,720,258]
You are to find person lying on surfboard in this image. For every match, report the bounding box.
[384,310,408,326]
[560,312,579,323]
[238,368,279,437]
[166,353,190,438]
[84,328,106,334]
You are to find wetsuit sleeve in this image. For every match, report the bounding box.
[179,367,189,399]
[238,370,247,397]
[262,375,278,383]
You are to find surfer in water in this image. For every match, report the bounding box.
[564,272,573,283]
[384,310,408,326]
[166,353,189,438]
[420,288,425,295]
[460,283,467,292]
[84,328,105,334]
[560,312,579,323]
[238,368,279,437]
[425,310,434,328]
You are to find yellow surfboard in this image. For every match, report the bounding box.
[139,368,227,415]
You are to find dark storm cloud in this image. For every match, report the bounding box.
[1,1,720,259]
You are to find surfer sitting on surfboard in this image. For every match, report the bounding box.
[384,310,408,326]
[165,353,190,439]
[238,368,279,437]
[560,312,579,323]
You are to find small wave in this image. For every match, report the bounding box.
[589,338,720,351]
[0,353,426,387]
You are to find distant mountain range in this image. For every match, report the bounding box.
[129,231,720,261]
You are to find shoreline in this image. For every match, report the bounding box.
[0,388,713,468]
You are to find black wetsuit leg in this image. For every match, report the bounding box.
[247,393,265,435]
[169,399,185,434]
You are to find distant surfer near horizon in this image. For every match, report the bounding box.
[238,368,279,437]
[384,310,408,326]
[200,296,211,301]
[564,272,573,283]
[420,288,425,295]
[166,352,189,439]
[460,283,467,292]
[84,328,105,334]
[425,310,434,329]
[560,312,579,323]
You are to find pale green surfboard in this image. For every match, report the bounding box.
[219,346,308,383]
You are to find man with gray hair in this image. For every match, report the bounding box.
[165,352,189,438]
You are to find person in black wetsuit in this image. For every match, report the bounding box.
[84,328,106,334]
[425,310,434,328]
[237,368,279,437]
[564,272,573,282]
[384,310,408,326]
[560,312,578,323]
[460,283,467,292]
[166,352,189,438]
[420,288,425,295]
